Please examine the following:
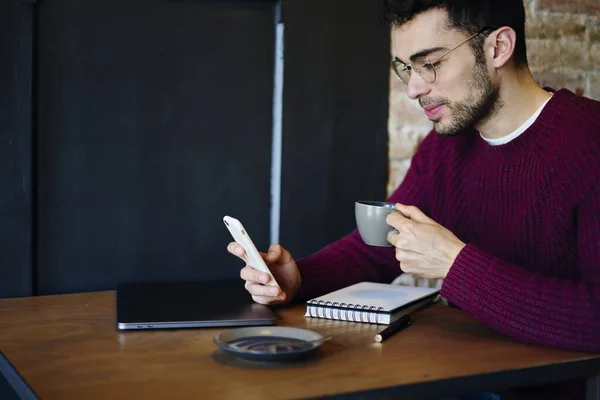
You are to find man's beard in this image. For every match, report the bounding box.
[425,62,503,137]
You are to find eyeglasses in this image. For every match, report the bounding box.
[391,29,488,85]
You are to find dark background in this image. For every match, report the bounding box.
[1,0,34,298]
[280,0,390,256]
[0,0,390,298]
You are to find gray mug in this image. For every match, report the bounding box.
[355,201,399,247]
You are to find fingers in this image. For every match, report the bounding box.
[394,246,420,264]
[244,279,281,296]
[227,242,246,259]
[250,293,287,305]
[387,226,417,250]
[231,242,291,305]
[261,244,279,263]
[386,212,411,237]
[387,229,399,246]
[386,204,435,230]
[240,264,270,284]
[229,242,291,267]
[394,203,433,224]
[386,208,409,229]
[240,265,286,299]
[242,273,287,304]
[265,243,293,264]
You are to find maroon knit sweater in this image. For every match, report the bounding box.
[296,89,600,355]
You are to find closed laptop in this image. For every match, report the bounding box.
[116,280,278,330]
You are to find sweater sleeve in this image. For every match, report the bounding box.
[441,192,600,352]
[295,133,436,301]
[293,230,398,301]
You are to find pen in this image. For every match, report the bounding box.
[374,314,411,343]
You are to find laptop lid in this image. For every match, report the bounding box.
[116,280,278,330]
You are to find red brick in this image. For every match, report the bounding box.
[389,125,429,159]
[590,21,600,42]
[387,159,411,196]
[588,71,600,100]
[526,38,590,69]
[590,43,600,66]
[388,68,431,159]
[535,0,600,14]
[526,13,587,39]
[532,68,587,95]
[389,95,429,127]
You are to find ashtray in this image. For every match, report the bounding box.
[213,326,330,362]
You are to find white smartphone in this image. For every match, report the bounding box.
[223,216,279,288]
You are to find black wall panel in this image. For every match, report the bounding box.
[280,0,390,257]
[36,1,276,294]
[0,0,33,298]
[0,0,390,297]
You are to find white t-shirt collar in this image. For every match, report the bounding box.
[481,95,552,146]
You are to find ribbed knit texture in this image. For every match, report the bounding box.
[296,89,600,354]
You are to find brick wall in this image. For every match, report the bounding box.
[387,0,600,195]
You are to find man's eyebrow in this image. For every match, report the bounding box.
[396,47,447,64]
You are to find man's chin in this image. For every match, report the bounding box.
[433,121,462,137]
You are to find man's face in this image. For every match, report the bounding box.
[393,9,501,136]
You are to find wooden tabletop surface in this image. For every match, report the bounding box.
[1,290,600,400]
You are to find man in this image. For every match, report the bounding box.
[228,0,600,398]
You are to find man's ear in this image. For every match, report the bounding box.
[485,27,517,68]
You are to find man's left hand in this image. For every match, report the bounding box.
[386,203,466,279]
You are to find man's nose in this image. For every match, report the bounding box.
[405,73,431,100]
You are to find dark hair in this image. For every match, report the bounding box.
[382,0,528,67]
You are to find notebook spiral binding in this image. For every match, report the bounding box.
[306,299,385,323]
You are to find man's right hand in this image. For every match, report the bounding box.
[227,243,302,305]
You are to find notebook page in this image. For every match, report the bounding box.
[307,282,439,312]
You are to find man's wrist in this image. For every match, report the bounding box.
[445,242,466,277]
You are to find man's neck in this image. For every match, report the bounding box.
[477,69,552,140]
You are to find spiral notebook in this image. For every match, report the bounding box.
[305,282,439,325]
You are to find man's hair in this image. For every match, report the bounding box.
[382,0,528,67]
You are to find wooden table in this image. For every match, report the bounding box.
[1,291,599,400]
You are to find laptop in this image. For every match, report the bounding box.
[116,280,278,330]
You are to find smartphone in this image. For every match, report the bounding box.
[223,216,279,288]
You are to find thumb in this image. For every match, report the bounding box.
[266,243,292,264]
[395,203,434,224]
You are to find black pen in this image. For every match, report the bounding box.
[374,314,411,343]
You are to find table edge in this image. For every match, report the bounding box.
[310,357,600,399]
[0,351,39,400]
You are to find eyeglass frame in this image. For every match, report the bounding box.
[391,27,494,85]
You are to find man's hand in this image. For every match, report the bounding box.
[227,243,301,305]
[386,203,465,279]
